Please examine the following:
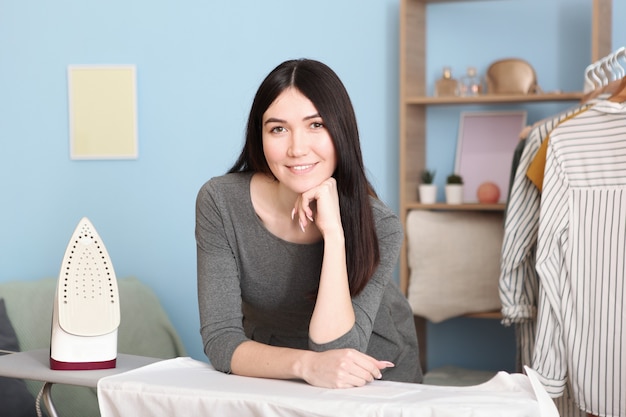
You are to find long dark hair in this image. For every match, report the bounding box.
[229,58,380,296]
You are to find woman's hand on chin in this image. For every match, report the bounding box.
[291,177,343,238]
[298,349,394,389]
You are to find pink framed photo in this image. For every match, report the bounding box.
[454,111,527,203]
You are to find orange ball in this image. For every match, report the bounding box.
[477,182,500,204]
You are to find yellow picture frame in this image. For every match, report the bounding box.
[68,65,138,160]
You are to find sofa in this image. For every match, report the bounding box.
[0,276,187,417]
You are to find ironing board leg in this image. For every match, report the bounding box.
[42,382,60,417]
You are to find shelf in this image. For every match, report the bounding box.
[416,0,486,3]
[406,92,584,105]
[463,310,502,320]
[405,202,506,211]
[397,0,606,296]
[400,0,612,378]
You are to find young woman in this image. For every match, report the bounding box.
[196,58,422,388]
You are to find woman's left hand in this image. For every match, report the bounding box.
[292,177,343,238]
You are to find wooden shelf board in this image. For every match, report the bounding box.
[406,92,584,105]
[405,202,506,211]
[417,310,503,321]
[463,310,503,319]
[416,0,497,4]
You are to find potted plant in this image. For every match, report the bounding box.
[445,173,464,204]
[418,169,437,204]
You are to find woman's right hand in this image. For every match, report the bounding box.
[299,349,394,389]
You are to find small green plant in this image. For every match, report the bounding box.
[446,173,463,184]
[420,169,436,184]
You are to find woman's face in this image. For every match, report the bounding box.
[262,87,337,195]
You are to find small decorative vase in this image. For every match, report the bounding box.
[419,184,437,204]
[445,184,464,204]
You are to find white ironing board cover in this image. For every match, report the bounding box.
[97,357,559,417]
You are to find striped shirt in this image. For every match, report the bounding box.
[499,104,593,417]
[500,105,593,324]
[534,100,626,416]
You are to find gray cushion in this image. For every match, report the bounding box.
[0,298,39,417]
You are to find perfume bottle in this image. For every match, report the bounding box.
[434,67,458,97]
[457,66,482,97]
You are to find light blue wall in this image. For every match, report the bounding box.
[1,1,624,370]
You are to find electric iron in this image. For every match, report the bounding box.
[50,217,120,370]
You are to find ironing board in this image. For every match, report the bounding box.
[0,349,160,417]
[98,357,560,417]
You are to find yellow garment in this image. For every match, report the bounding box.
[526,138,549,191]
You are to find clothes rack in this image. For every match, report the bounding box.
[500,48,626,417]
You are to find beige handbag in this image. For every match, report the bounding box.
[486,58,542,95]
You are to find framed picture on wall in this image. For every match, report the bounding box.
[454,111,527,203]
[68,65,138,160]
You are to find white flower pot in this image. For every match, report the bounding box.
[445,184,464,204]
[419,184,437,204]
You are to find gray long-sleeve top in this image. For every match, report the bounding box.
[196,172,422,383]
